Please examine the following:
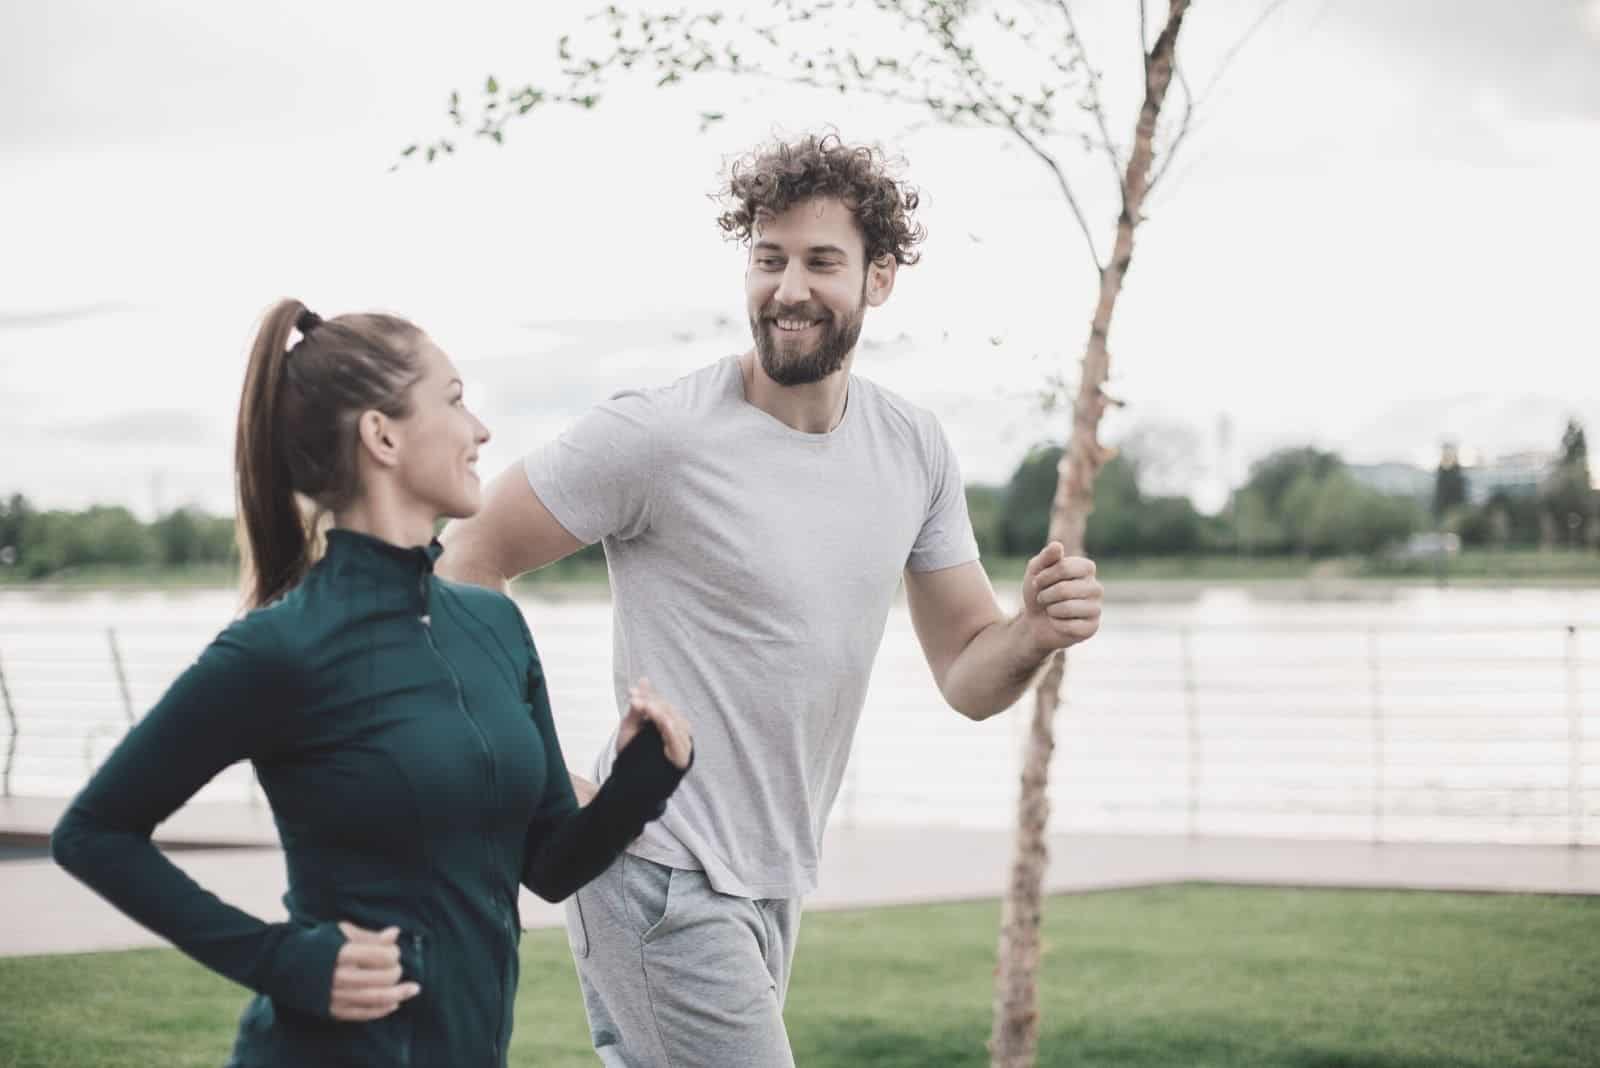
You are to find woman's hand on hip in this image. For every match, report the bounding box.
[329,922,421,1021]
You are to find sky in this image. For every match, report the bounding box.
[2,0,1597,517]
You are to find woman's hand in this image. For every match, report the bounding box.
[615,677,693,770]
[328,922,421,1021]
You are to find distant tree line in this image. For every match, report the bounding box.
[0,496,237,579]
[970,420,1598,559]
[3,424,1594,579]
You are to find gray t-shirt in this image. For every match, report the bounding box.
[524,355,979,898]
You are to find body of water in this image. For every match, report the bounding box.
[2,583,1596,845]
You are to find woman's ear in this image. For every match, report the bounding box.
[355,410,402,469]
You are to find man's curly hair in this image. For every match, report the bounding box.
[715,133,926,267]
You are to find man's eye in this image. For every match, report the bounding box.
[756,259,783,269]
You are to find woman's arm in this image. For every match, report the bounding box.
[520,668,690,902]
[50,615,346,1017]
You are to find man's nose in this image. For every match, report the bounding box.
[774,260,811,306]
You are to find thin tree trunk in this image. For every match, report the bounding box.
[989,3,1191,1065]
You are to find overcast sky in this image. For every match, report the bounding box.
[3,0,1597,516]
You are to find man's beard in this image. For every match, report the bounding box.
[749,281,867,387]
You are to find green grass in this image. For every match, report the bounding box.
[1,886,1595,1067]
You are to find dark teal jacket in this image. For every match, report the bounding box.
[52,529,685,1067]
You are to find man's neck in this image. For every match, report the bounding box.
[738,350,854,434]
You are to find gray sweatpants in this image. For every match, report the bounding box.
[564,853,801,1067]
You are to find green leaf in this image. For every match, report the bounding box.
[486,74,499,94]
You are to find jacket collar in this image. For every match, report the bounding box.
[323,527,444,581]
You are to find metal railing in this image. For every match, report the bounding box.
[0,617,1594,846]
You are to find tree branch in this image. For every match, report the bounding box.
[1005,113,1104,273]
[1138,0,1150,67]
[1050,0,1125,193]
[1145,61,1192,194]
[924,6,1105,271]
[1195,0,1292,109]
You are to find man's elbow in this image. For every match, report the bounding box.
[940,681,1007,723]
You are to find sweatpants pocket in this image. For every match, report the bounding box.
[566,890,591,959]
[623,855,677,942]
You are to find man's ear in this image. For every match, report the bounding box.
[355,410,402,469]
[865,256,898,308]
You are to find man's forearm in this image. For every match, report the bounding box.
[571,773,598,807]
[939,615,1051,721]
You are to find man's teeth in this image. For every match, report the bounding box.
[775,319,819,331]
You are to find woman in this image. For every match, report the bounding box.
[51,300,693,1067]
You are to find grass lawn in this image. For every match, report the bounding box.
[1,885,1595,1067]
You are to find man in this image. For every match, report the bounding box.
[439,132,1103,1066]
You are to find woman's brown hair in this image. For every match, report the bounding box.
[234,299,426,609]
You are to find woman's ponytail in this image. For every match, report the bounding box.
[235,299,313,610]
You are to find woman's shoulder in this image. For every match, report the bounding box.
[217,598,299,663]
[438,578,532,645]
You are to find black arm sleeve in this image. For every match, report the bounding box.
[520,660,689,903]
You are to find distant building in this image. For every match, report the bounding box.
[1348,462,1432,501]
[1464,451,1550,504]
[1349,451,1554,506]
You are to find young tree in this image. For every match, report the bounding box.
[1434,441,1467,521]
[1543,419,1597,549]
[414,3,1289,1062]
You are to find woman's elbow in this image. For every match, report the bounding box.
[523,868,574,905]
[49,811,90,874]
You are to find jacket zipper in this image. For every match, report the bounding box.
[417,574,511,1057]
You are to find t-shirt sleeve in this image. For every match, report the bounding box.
[522,389,662,545]
[907,416,982,573]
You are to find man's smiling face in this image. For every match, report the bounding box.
[745,196,877,387]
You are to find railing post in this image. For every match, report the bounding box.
[107,626,135,727]
[1368,626,1385,844]
[1181,626,1200,837]
[1567,625,1583,848]
[0,648,15,799]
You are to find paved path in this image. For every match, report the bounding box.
[3,798,1596,958]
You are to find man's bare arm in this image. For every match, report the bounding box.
[906,545,1103,721]
[437,462,586,592]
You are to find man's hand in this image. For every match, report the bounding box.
[1020,542,1103,655]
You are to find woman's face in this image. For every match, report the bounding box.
[393,338,491,520]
